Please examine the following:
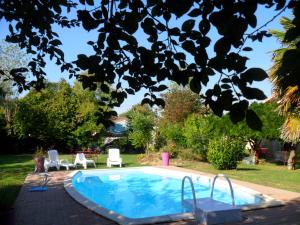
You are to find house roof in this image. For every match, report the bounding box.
[107,116,128,136]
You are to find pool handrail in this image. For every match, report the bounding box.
[210,174,235,206]
[181,176,207,224]
[181,176,197,213]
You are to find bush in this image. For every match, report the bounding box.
[159,123,186,147]
[177,147,203,161]
[207,137,244,170]
[153,131,167,151]
[183,114,216,161]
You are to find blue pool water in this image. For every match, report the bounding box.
[72,168,264,219]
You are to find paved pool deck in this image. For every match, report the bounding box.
[13,167,300,225]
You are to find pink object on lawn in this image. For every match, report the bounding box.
[162,152,169,166]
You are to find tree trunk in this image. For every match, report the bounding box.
[287,149,296,170]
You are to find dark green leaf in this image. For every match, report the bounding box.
[156,84,168,92]
[86,0,94,6]
[243,47,253,51]
[53,5,62,14]
[182,19,195,32]
[248,15,257,28]
[125,88,135,95]
[155,98,165,107]
[166,0,194,18]
[221,84,231,89]
[9,24,13,34]
[169,28,180,36]
[190,77,201,93]
[209,101,223,117]
[188,8,201,17]
[199,19,210,35]
[229,100,248,124]
[246,109,262,131]
[163,11,171,21]
[221,78,231,83]
[214,37,231,56]
[174,52,186,60]
[241,87,267,100]
[213,84,221,96]
[123,14,139,34]
[240,68,268,82]
[101,83,110,93]
[182,40,195,54]
[93,10,102,19]
[141,98,152,106]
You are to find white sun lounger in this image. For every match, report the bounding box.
[74,153,96,169]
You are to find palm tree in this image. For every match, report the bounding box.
[269,17,300,144]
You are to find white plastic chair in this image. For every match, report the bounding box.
[44,150,61,172]
[74,153,96,169]
[107,148,122,167]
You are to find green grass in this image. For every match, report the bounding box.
[0,154,33,211]
[0,153,140,211]
[179,160,300,193]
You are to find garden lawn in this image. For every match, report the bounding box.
[180,160,300,193]
[0,154,140,211]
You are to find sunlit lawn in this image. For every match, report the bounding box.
[178,160,300,193]
[1,154,300,212]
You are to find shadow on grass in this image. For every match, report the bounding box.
[0,164,34,172]
[0,154,33,165]
[274,161,286,166]
[236,167,260,171]
[0,161,34,216]
[0,183,22,211]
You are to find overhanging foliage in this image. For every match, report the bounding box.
[1,0,299,129]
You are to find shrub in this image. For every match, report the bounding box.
[127,105,155,150]
[153,131,167,151]
[207,137,244,170]
[177,147,203,161]
[183,114,216,161]
[159,123,186,147]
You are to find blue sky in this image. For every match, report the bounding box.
[0,4,291,114]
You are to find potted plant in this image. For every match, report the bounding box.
[160,142,177,166]
[33,147,45,173]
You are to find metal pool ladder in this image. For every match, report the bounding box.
[181,176,198,212]
[210,174,235,206]
[181,176,205,224]
[181,174,241,225]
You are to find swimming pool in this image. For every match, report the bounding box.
[64,167,280,225]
